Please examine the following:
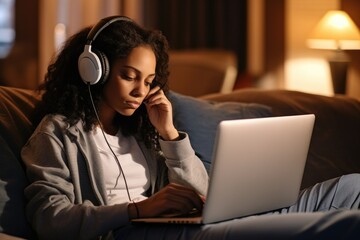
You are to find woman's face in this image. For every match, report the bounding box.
[101,45,156,117]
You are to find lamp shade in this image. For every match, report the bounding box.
[307,10,360,50]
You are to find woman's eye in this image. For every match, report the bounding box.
[121,74,135,80]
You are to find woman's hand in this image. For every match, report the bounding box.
[129,183,205,219]
[144,86,179,140]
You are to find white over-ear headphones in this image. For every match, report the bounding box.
[78,16,132,85]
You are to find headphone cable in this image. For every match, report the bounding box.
[87,83,132,202]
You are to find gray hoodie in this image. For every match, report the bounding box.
[21,114,208,240]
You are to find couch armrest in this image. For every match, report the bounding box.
[0,86,39,238]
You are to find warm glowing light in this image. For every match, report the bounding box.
[329,13,351,29]
[307,10,360,50]
[284,58,333,96]
[54,23,66,51]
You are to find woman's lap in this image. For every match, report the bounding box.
[114,174,360,240]
[115,211,360,240]
[283,173,360,213]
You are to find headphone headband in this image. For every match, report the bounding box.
[86,16,132,45]
[78,16,133,85]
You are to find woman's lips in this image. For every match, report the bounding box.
[124,101,141,109]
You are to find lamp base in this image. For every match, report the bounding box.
[328,50,349,95]
[328,60,348,94]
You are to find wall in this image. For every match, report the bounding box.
[247,0,285,89]
[284,0,360,99]
[1,0,359,96]
[0,0,39,89]
[342,0,360,99]
[284,0,338,96]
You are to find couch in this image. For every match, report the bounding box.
[1,85,360,239]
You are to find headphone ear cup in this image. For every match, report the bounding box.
[93,49,110,85]
[78,47,102,85]
[78,46,110,85]
[79,16,133,85]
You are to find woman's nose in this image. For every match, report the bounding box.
[132,82,147,97]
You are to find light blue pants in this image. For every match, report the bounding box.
[115,174,360,240]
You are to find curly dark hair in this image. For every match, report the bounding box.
[34,16,170,149]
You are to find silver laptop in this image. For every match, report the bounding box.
[132,114,315,224]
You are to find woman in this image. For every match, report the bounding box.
[22,16,360,240]
[22,16,207,239]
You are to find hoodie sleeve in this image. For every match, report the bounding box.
[159,131,209,196]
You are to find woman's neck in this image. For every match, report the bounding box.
[97,101,118,136]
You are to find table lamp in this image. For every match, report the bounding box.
[307,10,360,94]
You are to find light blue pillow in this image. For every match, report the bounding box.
[168,91,272,172]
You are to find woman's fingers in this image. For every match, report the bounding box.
[136,183,205,218]
[144,85,162,103]
[164,183,204,211]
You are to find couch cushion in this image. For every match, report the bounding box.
[0,86,39,238]
[168,91,272,172]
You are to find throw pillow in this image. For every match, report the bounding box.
[167,91,273,172]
